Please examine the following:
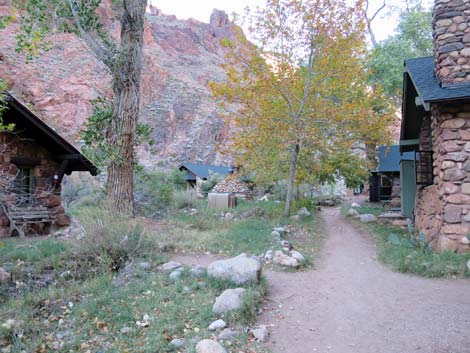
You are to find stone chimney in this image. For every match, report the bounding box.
[433,0,470,86]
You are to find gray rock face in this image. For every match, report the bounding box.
[158,261,183,272]
[250,325,269,342]
[207,254,262,284]
[208,319,227,331]
[218,328,241,340]
[195,339,227,353]
[359,214,377,223]
[212,288,246,314]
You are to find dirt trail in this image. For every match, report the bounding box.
[176,207,470,353]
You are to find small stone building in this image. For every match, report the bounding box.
[0,94,97,236]
[369,145,415,210]
[179,162,233,196]
[400,0,470,252]
[212,174,254,200]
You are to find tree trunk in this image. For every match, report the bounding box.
[284,143,300,217]
[106,0,146,215]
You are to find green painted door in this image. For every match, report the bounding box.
[400,160,417,218]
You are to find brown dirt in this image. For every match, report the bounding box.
[176,207,470,353]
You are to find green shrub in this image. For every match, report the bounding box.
[134,169,186,217]
[73,208,159,273]
[200,171,223,196]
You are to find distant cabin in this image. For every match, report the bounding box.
[0,94,97,237]
[369,145,415,214]
[179,163,234,188]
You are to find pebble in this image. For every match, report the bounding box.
[218,328,241,340]
[170,338,185,349]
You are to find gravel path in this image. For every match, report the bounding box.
[259,207,470,353]
[175,207,470,353]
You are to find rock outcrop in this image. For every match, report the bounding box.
[0,6,245,167]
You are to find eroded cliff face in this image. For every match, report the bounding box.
[0,6,238,167]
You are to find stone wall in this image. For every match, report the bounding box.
[434,0,470,85]
[417,102,470,252]
[0,132,69,237]
[212,174,253,200]
[390,176,401,208]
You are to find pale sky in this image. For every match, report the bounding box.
[152,0,433,43]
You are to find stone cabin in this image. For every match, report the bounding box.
[400,0,470,252]
[0,94,97,237]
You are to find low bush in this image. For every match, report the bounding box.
[73,208,160,273]
[173,189,197,209]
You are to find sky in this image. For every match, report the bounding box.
[152,0,433,43]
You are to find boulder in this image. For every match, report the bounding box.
[250,325,269,342]
[195,339,227,353]
[218,328,241,340]
[0,267,10,283]
[158,261,183,272]
[347,208,359,217]
[212,288,246,314]
[289,250,305,262]
[207,254,262,284]
[208,319,227,331]
[273,250,299,268]
[297,207,312,218]
[351,202,361,208]
[359,214,377,223]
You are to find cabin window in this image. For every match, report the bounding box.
[14,166,35,206]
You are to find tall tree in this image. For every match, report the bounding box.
[12,0,147,214]
[369,5,432,101]
[212,0,394,216]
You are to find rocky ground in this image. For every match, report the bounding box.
[179,206,470,353]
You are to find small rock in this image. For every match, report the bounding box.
[213,288,246,314]
[351,202,361,208]
[196,339,227,353]
[359,214,377,223]
[218,328,241,341]
[225,212,234,220]
[273,250,299,268]
[273,227,287,234]
[280,240,292,250]
[197,281,207,289]
[347,208,359,217]
[250,325,269,342]
[143,314,150,321]
[207,253,262,285]
[264,250,273,261]
[138,262,152,270]
[169,269,183,281]
[183,286,192,293]
[208,319,227,331]
[170,338,185,349]
[467,260,470,270]
[120,327,131,334]
[271,230,281,239]
[159,261,183,272]
[190,265,206,278]
[0,268,11,283]
[289,250,305,262]
[297,207,312,218]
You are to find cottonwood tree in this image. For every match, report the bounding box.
[13,0,147,214]
[369,4,432,101]
[212,0,394,216]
